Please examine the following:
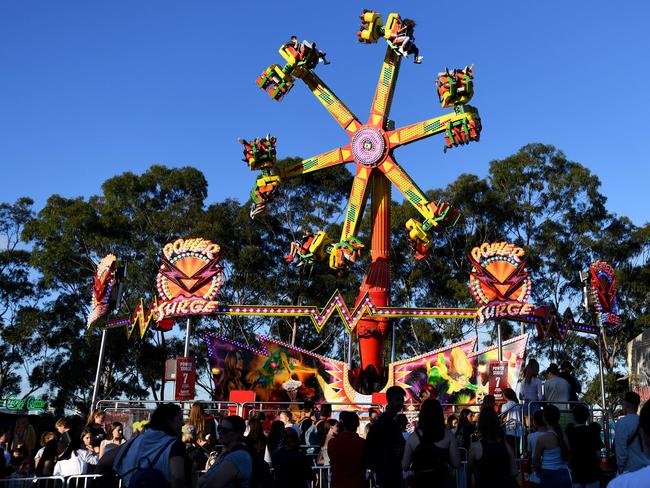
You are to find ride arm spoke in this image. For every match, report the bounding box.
[301,71,363,136]
[279,145,353,179]
[340,165,373,241]
[386,110,459,148]
[378,156,435,222]
[368,47,401,127]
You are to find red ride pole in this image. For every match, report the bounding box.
[355,171,392,382]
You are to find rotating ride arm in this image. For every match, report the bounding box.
[301,71,362,136]
[326,165,371,271]
[369,47,401,127]
[280,145,354,179]
[378,156,462,260]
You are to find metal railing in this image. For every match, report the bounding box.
[0,476,65,488]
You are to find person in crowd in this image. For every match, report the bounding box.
[364,385,407,488]
[99,422,126,458]
[55,417,75,461]
[559,360,582,403]
[271,427,314,488]
[565,403,602,488]
[85,410,107,450]
[403,398,460,488]
[455,408,476,451]
[279,410,301,435]
[469,407,517,488]
[519,358,543,420]
[500,388,523,453]
[482,394,496,412]
[329,411,366,488]
[35,430,58,476]
[298,400,315,427]
[609,399,650,487]
[199,415,252,488]
[543,364,571,410]
[311,403,333,446]
[34,431,55,472]
[0,429,9,475]
[614,391,650,474]
[183,424,209,475]
[298,417,312,445]
[9,445,31,477]
[264,420,286,465]
[363,407,380,438]
[397,414,410,441]
[527,410,548,488]
[319,418,339,465]
[53,430,99,476]
[532,404,571,488]
[9,416,36,454]
[113,403,185,488]
[80,428,96,454]
[244,413,267,458]
[187,402,218,441]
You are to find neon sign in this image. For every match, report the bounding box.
[1,395,47,411]
[468,241,534,323]
[590,260,620,325]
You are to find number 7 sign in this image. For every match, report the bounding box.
[175,357,196,401]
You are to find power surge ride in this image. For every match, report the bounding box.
[244,10,481,386]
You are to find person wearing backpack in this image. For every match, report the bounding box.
[199,415,256,488]
[402,398,460,488]
[113,403,185,488]
[614,391,650,474]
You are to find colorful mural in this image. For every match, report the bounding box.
[206,333,528,408]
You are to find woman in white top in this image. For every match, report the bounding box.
[518,358,543,422]
[53,447,99,476]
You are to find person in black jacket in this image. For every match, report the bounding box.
[364,386,406,488]
[559,361,582,403]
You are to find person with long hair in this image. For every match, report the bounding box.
[113,403,185,488]
[264,420,286,465]
[455,408,475,451]
[469,407,517,487]
[84,410,107,449]
[186,402,217,442]
[216,350,246,400]
[245,414,267,457]
[53,427,98,476]
[402,398,460,488]
[518,358,543,419]
[99,422,127,458]
[80,428,95,454]
[532,404,571,488]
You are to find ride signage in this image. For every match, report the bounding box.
[174,357,196,401]
[488,360,509,402]
[468,241,534,323]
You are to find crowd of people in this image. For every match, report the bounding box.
[0,363,649,487]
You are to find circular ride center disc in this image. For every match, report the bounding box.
[351,127,386,167]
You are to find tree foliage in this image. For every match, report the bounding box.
[1,144,647,412]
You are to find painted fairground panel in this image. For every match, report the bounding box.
[206,334,344,404]
[468,333,529,404]
[393,337,477,405]
[394,334,528,408]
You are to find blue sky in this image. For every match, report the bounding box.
[1,0,649,229]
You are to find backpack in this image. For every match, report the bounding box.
[408,430,449,488]
[230,443,271,488]
[117,437,176,488]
